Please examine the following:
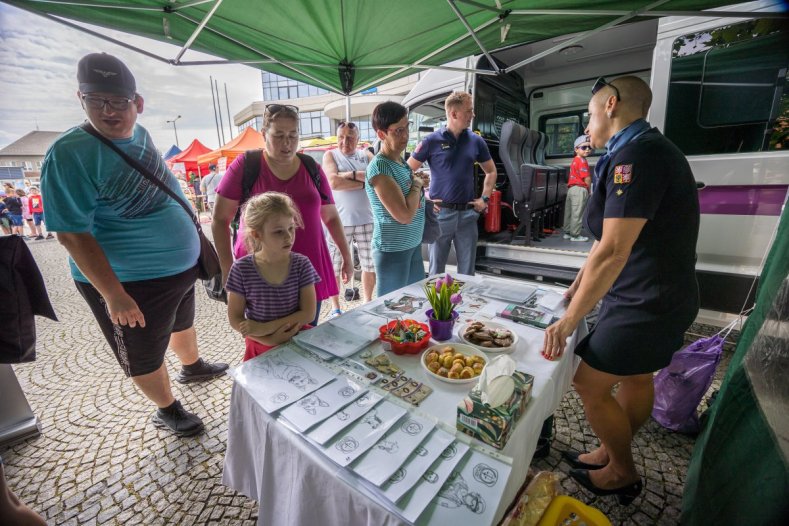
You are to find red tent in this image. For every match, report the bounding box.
[197,127,265,166]
[167,139,213,175]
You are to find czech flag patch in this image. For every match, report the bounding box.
[614,164,632,184]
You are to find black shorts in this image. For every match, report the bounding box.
[75,266,198,377]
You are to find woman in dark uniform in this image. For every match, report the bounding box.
[542,76,700,504]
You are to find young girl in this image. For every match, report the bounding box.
[226,192,321,361]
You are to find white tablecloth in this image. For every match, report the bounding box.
[223,275,585,526]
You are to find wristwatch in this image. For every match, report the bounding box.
[481,195,490,204]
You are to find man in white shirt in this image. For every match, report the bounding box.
[322,122,376,315]
[200,164,223,216]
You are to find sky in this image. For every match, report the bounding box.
[0,3,264,152]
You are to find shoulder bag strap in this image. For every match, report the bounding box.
[80,122,200,231]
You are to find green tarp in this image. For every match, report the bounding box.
[4,0,751,94]
[682,198,789,524]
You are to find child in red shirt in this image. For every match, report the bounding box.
[563,135,592,241]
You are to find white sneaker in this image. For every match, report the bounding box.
[329,309,343,319]
[563,234,572,240]
[570,235,589,242]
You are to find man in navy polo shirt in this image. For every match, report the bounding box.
[408,91,497,276]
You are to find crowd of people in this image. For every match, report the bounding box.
[1,184,54,240]
[3,50,701,520]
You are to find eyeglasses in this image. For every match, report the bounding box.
[387,124,410,136]
[81,94,135,111]
[264,103,299,116]
[578,145,592,151]
[591,77,621,101]
[337,121,357,129]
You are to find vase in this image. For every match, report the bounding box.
[426,309,458,342]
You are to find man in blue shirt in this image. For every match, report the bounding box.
[408,92,497,276]
[41,53,227,437]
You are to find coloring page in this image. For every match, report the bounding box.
[293,322,372,358]
[231,348,335,413]
[416,448,513,526]
[367,294,427,317]
[455,294,489,322]
[306,391,383,445]
[328,309,386,340]
[279,377,367,433]
[352,414,435,486]
[379,428,456,504]
[322,400,408,467]
[396,440,470,524]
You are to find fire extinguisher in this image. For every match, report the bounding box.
[484,189,502,233]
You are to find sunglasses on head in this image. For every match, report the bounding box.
[265,103,299,116]
[592,77,621,101]
[337,121,357,129]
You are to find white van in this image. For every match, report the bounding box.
[403,0,788,319]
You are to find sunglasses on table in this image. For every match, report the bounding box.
[81,94,135,111]
[264,103,299,116]
[591,77,621,101]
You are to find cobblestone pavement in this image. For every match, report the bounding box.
[2,236,732,525]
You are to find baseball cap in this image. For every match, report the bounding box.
[77,53,136,98]
[574,135,590,149]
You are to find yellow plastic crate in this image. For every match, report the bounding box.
[537,495,612,526]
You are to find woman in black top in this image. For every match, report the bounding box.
[542,76,700,504]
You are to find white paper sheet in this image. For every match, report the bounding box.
[306,391,384,445]
[329,309,387,340]
[379,428,456,504]
[322,400,408,467]
[396,441,470,523]
[230,347,335,413]
[416,448,513,526]
[465,282,537,304]
[353,414,436,486]
[279,377,368,432]
[293,322,374,358]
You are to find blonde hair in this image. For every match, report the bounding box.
[445,91,472,112]
[242,192,303,253]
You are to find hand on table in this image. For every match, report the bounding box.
[542,316,576,361]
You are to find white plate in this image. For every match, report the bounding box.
[421,343,487,384]
[457,321,519,353]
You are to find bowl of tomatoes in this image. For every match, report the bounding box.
[379,319,432,355]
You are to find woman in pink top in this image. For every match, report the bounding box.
[212,104,352,324]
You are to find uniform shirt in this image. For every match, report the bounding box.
[584,128,700,309]
[225,252,320,323]
[411,127,492,203]
[568,156,590,189]
[40,124,199,283]
[365,154,424,252]
[329,148,373,226]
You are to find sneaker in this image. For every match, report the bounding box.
[570,235,589,242]
[563,234,572,240]
[35,235,45,240]
[329,308,343,319]
[174,358,229,384]
[46,233,54,239]
[151,400,204,437]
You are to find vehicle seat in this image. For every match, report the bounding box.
[498,120,533,244]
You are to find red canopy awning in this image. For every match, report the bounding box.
[197,127,265,166]
[167,139,213,175]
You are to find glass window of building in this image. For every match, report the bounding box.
[299,111,331,138]
[262,72,328,101]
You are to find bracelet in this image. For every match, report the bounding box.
[351,170,357,182]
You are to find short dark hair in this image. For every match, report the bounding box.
[371,101,407,132]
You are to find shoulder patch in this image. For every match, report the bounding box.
[614,164,632,184]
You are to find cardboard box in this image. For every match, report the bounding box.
[456,370,534,450]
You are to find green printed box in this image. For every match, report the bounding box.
[456,370,534,450]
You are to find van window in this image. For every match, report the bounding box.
[540,112,590,157]
[665,19,789,155]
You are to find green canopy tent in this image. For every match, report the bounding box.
[4,0,784,95]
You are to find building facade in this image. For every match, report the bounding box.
[234,72,422,142]
[0,130,62,186]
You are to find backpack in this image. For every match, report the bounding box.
[232,150,327,244]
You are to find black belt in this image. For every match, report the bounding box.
[437,202,475,211]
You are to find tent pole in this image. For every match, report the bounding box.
[215,79,226,144]
[174,0,226,63]
[345,96,351,123]
[224,83,234,139]
[446,0,501,73]
[210,76,222,147]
